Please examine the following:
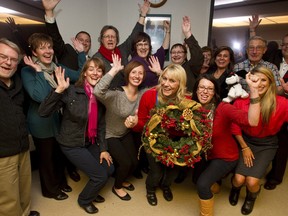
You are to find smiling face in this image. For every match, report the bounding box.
[136,40,150,59]
[170,45,187,65]
[84,61,104,87]
[0,43,19,85]
[254,72,269,96]
[160,72,180,98]
[76,32,91,54]
[246,39,267,65]
[101,29,117,51]
[32,42,54,67]
[127,65,145,87]
[215,50,231,70]
[196,78,215,107]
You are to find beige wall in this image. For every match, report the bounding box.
[53,0,212,60]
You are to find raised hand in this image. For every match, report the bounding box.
[54,66,70,93]
[148,56,162,76]
[5,17,18,32]
[23,56,42,72]
[71,37,84,53]
[42,0,61,11]
[182,16,192,38]
[112,54,124,72]
[249,15,262,31]
[280,78,288,94]
[163,20,171,32]
[139,0,150,17]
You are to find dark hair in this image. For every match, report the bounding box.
[75,57,105,87]
[75,31,91,40]
[98,25,119,44]
[131,32,152,57]
[123,60,146,84]
[192,73,221,107]
[28,33,53,52]
[170,43,187,53]
[210,46,235,71]
[201,46,212,53]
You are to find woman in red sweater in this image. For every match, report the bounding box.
[192,73,261,216]
[230,66,288,215]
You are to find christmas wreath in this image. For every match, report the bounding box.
[141,98,213,168]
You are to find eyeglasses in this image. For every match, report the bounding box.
[77,38,91,44]
[281,43,288,48]
[102,35,116,39]
[136,43,149,48]
[0,53,18,64]
[248,46,264,51]
[198,85,214,93]
[170,51,185,55]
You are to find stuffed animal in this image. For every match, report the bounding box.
[222,73,249,103]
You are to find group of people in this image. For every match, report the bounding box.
[1,0,288,216]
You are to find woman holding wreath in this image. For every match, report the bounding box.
[133,63,207,206]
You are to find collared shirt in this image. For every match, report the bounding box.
[234,59,281,92]
[279,57,288,78]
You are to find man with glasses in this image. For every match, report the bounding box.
[0,38,39,216]
[234,36,282,93]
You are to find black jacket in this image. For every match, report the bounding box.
[38,85,107,151]
[0,74,29,158]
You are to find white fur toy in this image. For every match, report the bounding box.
[222,74,249,103]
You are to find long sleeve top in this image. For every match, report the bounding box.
[231,96,288,138]
[21,53,85,138]
[130,46,165,88]
[94,73,145,139]
[38,86,107,151]
[93,22,144,89]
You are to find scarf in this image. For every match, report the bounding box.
[98,45,122,63]
[84,81,98,144]
[32,56,58,88]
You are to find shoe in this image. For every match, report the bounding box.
[112,187,131,201]
[93,194,105,203]
[146,192,157,206]
[241,187,260,215]
[122,183,135,191]
[229,185,242,206]
[80,203,99,214]
[264,181,277,190]
[69,171,81,182]
[162,187,173,201]
[53,192,69,200]
[60,184,72,192]
[29,211,40,216]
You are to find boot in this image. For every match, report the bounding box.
[199,197,214,216]
[229,185,242,206]
[241,187,260,215]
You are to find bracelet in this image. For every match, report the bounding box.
[242,146,250,151]
[165,31,170,33]
[139,14,146,18]
[250,97,261,104]
[284,91,288,96]
[249,29,255,32]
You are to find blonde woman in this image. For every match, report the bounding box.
[230,66,288,215]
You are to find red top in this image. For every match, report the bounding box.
[232,96,288,137]
[209,102,251,161]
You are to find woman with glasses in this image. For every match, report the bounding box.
[130,20,170,88]
[192,73,261,216]
[170,16,203,93]
[92,0,150,89]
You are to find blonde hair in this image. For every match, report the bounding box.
[251,66,276,124]
[156,64,188,104]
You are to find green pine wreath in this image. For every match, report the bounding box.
[141,98,213,168]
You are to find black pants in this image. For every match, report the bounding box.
[33,136,67,197]
[266,124,288,184]
[145,153,178,193]
[107,132,138,189]
[61,144,114,206]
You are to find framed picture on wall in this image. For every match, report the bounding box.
[144,14,171,60]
